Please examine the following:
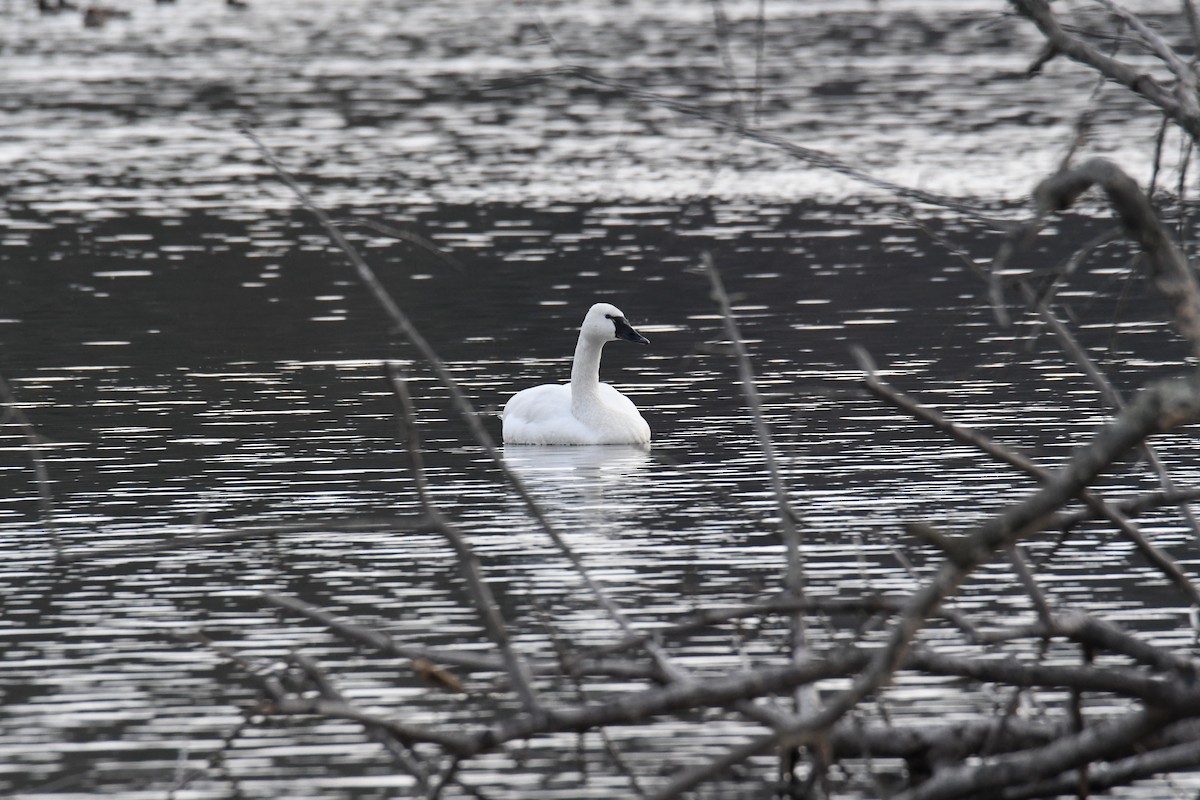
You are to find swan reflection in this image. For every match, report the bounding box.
[502,444,651,522]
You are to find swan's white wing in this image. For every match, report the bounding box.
[597,383,640,414]
[598,383,651,443]
[502,383,650,445]
[502,384,591,445]
[503,383,569,421]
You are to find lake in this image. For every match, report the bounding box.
[2,0,1198,797]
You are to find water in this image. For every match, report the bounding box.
[2,0,1199,797]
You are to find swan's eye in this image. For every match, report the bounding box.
[604,314,613,320]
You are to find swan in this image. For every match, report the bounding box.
[502,302,652,446]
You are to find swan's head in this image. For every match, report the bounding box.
[583,302,650,345]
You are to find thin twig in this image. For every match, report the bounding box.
[263,591,660,682]
[1021,280,1200,548]
[700,253,806,618]
[333,217,464,272]
[1011,0,1200,142]
[856,350,1200,607]
[753,0,766,124]
[530,597,648,799]
[291,651,433,789]
[700,251,814,787]
[1093,0,1198,101]
[388,363,541,713]
[709,0,745,127]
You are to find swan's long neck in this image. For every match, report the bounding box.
[570,333,605,415]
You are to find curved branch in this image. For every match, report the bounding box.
[1034,157,1200,357]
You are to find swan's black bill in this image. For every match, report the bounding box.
[613,316,650,345]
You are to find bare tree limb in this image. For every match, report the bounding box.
[999,735,1200,799]
[701,252,816,785]
[267,696,477,756]
[973,610,1198,675]
[1034,159,1200,356]
[857,352,1200,607]
[1011,0,1200,142]
[899,706,1172,800]
[1093,0,1199,102]
[290,651,434,789]
[262,591,661,682]
[1020,281,1200,547]
[333,217,464,272]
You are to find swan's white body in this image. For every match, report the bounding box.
[502,303,651,446]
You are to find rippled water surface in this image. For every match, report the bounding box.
[2,0,1199,797]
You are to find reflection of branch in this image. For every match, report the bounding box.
[0,373,60,557]
[334,217,464,272]
[57,517,426,564]
[494,66,1004,225]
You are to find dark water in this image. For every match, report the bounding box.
[2,0,1199,798]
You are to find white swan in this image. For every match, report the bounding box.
[502,302,651,446]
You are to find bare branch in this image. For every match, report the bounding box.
[388,364,541,713]
[333,217,465,272]
[859,357,1200,607]
[267,696,476,756]
[1093,0,1198,101]
[1033,158,1200,357]
[900,706,1172,800]
[262,591,661,682]
[1010,0,1200,142]
[290,651,433,788]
